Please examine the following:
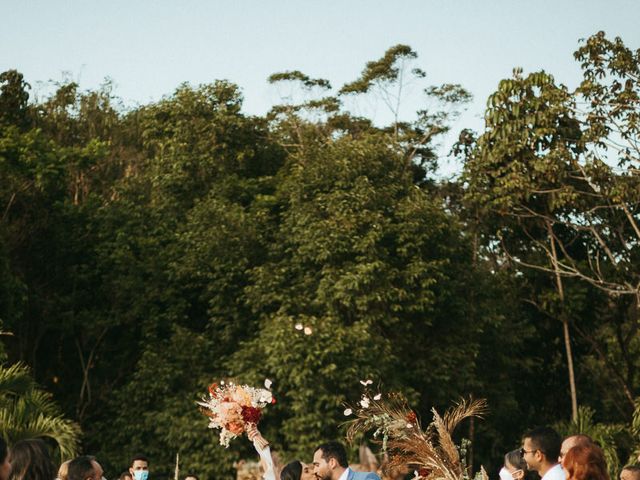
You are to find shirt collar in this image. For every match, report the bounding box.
[338,467,351,480]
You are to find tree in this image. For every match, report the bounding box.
[339,44,471,179]
[228,129,492,457]
[0,70,31,128]
[462,68,586,421]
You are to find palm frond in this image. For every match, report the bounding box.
[0,363,82,461]
[0,363,34,398]
[387,433,458,480]
[432,408,462,475]
[442,398,488,434]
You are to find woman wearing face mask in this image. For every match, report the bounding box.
[247,426,315,480]
[9,439,56,480]
[500,449,540,480]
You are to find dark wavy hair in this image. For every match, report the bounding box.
[10,439,56,480]
[562,444,609,480]
[280,461,303,480]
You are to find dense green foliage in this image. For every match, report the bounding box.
[1,34,640,480]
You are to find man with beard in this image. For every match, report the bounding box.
[312,442,380,480]
[521,427,563,480]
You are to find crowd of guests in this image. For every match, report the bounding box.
[0,440,198,480]
[0,427,639,480]
[499,427,640,480]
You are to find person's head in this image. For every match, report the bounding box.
[57,461,71,480]
[313,443,348,480]
[620,466,640,480]
[67,456,103,480]
[118,473,132,480]
[521,427,561,473]
[505,449,527,480]
[560,435,593,463]
[0,436,11,480]
[129,455,149,480]
[281,461,315,480]
[9,439,56,480]
[562,444,608,480]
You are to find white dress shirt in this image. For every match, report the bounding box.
[542,464,565,480]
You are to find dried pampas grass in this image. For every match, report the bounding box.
[344,394,487,480]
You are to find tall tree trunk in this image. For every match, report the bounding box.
[547,220,578,421]
[562,319,578,421]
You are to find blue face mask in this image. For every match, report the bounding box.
[134,471,149,480]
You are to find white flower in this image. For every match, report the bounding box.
[259,391,273,404]
[406,423,414,428]
[359,379,373,386]
[360,396,370,408]
[343,408,353,416]
[295,323,304,330]
[373,393,382,400]
[304,326,313,335]
[264,378,273,389]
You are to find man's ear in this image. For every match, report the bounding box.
[328,458,338,470]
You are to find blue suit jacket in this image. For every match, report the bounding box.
[347,468,381,480]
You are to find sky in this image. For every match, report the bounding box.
[2,0,639,174]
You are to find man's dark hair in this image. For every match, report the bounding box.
[622,466,640,473]
[10,438,57,480]
[130,455,149,467]
[315,442,348,469]
[524,427,561,462]
[68,456,96,480]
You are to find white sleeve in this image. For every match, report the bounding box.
[253,441,276,480]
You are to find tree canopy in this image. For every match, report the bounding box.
[2,34,640,479]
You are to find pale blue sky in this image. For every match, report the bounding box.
[2,0,639,173]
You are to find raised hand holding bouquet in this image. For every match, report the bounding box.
[198,379,275,447]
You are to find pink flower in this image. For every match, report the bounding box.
[227,421,245,435]
[219,401,243,424]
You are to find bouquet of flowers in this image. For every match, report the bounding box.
[198,379,275,447]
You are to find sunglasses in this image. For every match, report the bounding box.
[520,448,537,457]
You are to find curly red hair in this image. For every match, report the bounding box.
[562,444,609,480]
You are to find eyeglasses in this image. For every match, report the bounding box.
[520,448,536,457]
